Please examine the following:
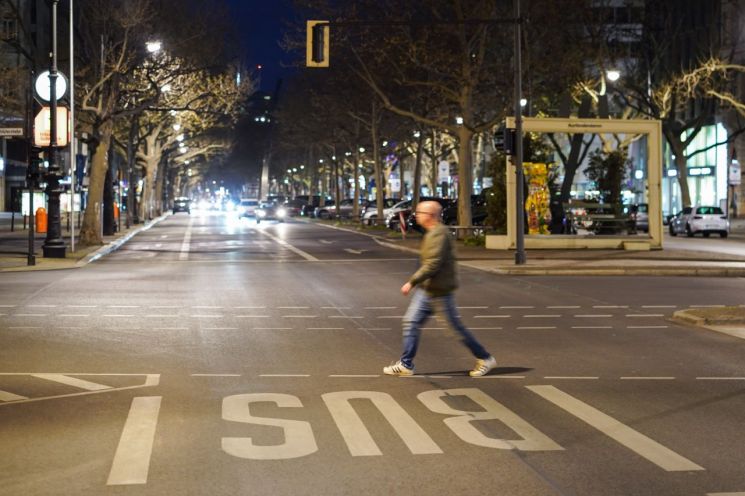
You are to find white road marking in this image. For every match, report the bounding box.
[344,248,363,255]
[254,327,292,330]
[107,396,162,485]
[150,305,179,309]
[642,305,676,308]
[103,314,134,318]
[154,243,162,248]
[67,305,96,308]
[145,315,179,318]
[204,327,238,330]
[236,315,270,318]
[235,306,266,309]
[620,377,675,380]
[524,314,561,318]
[574,314,612,318]
[361,328,391,331]
[0,390,28,401]
[191,374,241,377]
[278,306,310,309]
[707,492,745,496]
[109,305,139,309]
[59,314,90,318]
[194,306,223,309]
[593,305,627,309]
[544,376,599,380]
[14,314,46,317]
[322,306,351,309]
[365,306,397,309]
[179,216,195,261]
[518,326,556,330]
[28,304,56,308]
[282,315,318,318]
[329,315,363,319]
[154,327,188,330]
[528,385,705,472]
[474,375,525,379]
[690,304,725,308]
[471,327,503,330]
[8,326,41,329]
[253,228,319,261]
[427,375,452,379]
[457,306,488,309]
[627,326,668,329]
[548,305,580,309]
[329,374,380,378]
[160,235,168,239]
[500,306,534,309]
[377,315,405,319]
[626,314,664,318]
[31,373,111,391]
[191,315,222,318]
[308,327,344,330]
[475,315,511,319]
[320,240,333,244]
[572,326,612,329]
[260,374,310,377]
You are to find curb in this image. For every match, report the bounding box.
[76,213,170,267]
[672,308,745,326]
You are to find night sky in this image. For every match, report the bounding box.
[226,0,296,93]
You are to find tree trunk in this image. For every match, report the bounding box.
[103,153,115,236]
[413,131,424,207]
[430,129,438,195]
[456,126,474,232]
[154,159,166,216]
[80,120,114,246]
[371,104,385,220]
[673,145,692,208]
[139,158,158,221]
[353,140,361,219]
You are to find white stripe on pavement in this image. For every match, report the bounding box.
[31,374,111,391]
[527,385,704,472]
[107,396,162,485]
[0,390,28,401]
[179,216,194,261]
[253,228,319,261]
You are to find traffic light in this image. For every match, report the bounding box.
[494,124,516,156]
[306,21,329,68]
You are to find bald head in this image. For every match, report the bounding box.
[415,200,442,230]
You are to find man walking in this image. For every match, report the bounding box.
[384,200,497,377]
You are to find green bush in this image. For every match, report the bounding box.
[485,154,507,234]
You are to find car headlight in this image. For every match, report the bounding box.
[257,210,266,217]
[277,208,286,217]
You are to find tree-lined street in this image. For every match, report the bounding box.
[1,215,745,495]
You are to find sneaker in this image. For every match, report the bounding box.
[469,356,497,377]
[383,361,414,376]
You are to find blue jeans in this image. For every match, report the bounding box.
[400,289,490,369]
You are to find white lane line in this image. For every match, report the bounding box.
[548,305,580,309]
[574,314,612,318]
[236,315,270,318]
[253,228,319,261]
[475,315,511,319]
[107,396,162,485]
[527,385,704,472]
[524,314,561,318]
[361,327,391,331]
[500,306,534,309]
[642,305,676,309]
[365,306,397,309]
[593,305,627,309]
[28,304,56,308]
[259,374,310,377]
[282,315,318,318]
[0,390,28,401]
[518,326,556,330]
[572,326,612,329]
[626,314,664,318]
[690,304,726,308]
[544,376,599,380]
[471,327,503,330]
[627,326,668,329]
[329,374,380,378]
[473,375,525,379]
[194,306,223,309]
[191,315,222,318]
[308,327,344,330]
[344,248,363,255]
[67,305,96,308]
[8,326,41,329]
[329,315,363,319]
[150,305,179,309]
[235,306,266,309]
[14,314,46,317]
[322,306,351,309]
[320,240,333,244]
[253,327,292,330]
[103,315,134,318]
[427,375,452,379]
[154,327,188,330]
[204,327,238,330]
[31,374,111,391]
[59,314,90,318]
[191,374,241,377]
[145,315,179,318]
[109,305,140,309]
[620,377,675,380]
[278,306,310,309]
[457,306,488,309]
[696,377,745,380]
[179,216,194,261]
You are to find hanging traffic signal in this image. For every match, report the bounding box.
[306,21,329,68]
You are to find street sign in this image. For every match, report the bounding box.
[34,106,69,147]
[729,160,741,186]
[0,128,24,137]
[34,70,68,102]
[438,160,450,183]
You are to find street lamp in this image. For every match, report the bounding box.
[146,40,162,53]
[606,69,621,82]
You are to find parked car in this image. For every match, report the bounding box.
[313,200,337,219]
[282,199,306,217]
[407,198,456,233]
[630,203,649,232]
[669,206,729,238]
[385,199,413,230]
[361,198,398,225]
[237,198,259,218]
[441,195,487,226]
[321,198,371,219]
[295,195,330,217]
[255,202,287,223]
[172,197,191,214]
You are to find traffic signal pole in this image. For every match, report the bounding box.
[513,0,526,265]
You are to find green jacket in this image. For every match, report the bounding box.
[408,223,458,296]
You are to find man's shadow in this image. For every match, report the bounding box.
[426,367,532,376]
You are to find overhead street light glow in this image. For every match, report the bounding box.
[146,40,162,53]
[607,70,621,82]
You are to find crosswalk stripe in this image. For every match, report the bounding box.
[31,374,111,391]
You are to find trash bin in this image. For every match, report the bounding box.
[35,207,47,233]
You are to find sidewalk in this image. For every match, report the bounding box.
[0,213,168,272]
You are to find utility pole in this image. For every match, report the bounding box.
[513,0,526,265]
[42,0,66,258]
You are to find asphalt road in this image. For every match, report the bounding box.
[1,211,744,496]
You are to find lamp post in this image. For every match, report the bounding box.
[513,0,526,265]
[42,0,66,258]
